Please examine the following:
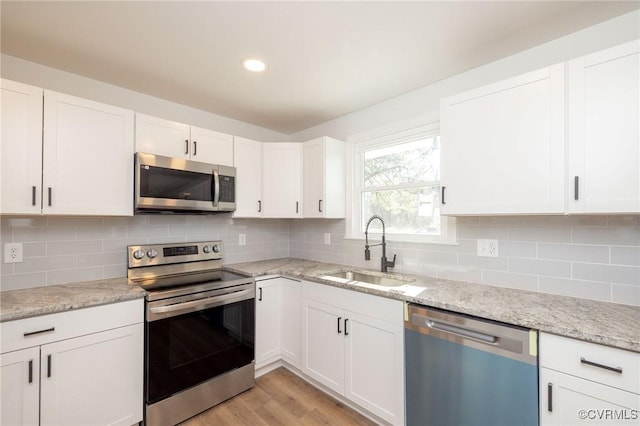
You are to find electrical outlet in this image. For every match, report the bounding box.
[239,234,246,246]
[4,243,24,263]
[477,239,499,258]
[324,233,331,245]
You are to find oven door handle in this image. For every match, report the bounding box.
[148,287,253,320]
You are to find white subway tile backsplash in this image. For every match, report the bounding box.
[611,246,640,266]
[509,257,571,278]
[572,226,640,246]
[573,263,640,286]
[612,284,640,306]
[509,226,571,243]
[539,277,611,302]
[2,214,639,306]
[538,243,609,263]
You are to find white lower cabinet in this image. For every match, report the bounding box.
[255,277,301,370]
[540,333,640,426]
[301,281,404,425]
[0,300,144,426]
[1,347,40,426]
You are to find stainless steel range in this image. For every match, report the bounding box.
[127,241,255,426]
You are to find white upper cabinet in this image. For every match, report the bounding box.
[567,40,640,213]
[233,136,263,218]
[303,137,345,218]
[43,91,134,215]
[1,79,43,214]
[1,81,134,216]
[135,113,233,165]
[262,143,303,218]
[440,64,566,215]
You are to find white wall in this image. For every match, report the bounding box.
[0,54,289,142]
[289,10,640,142]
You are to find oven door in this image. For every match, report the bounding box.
[145,283,255,405]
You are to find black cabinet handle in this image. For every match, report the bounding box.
[344,318,349,336]
[193,140,197,156]
[258,200,262,213]
[319,200,323,212]
[185,139,189,155]
[48,187,52,207]
[547,383,553,412]
[580,357,622,374]
[574,176,579,200]
[296,201,299,214]
[441,186,446,205]
[258,287,263,301]
[32,186,37,206]
[337,317,342,334]
[24,327,55,337]
[47,354,52,378]
[28,360,33,383]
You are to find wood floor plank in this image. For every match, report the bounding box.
[179,367,377,426]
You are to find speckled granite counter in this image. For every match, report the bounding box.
[225,258,640,353]
[0,278,145,323]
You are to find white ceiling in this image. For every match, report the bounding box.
[1,1,638,134]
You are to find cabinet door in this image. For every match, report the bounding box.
[262,143,302,218]
[301,299,344,394]
[135,113,190,158]
[440,64,565,214]
[255,279,282,367]
[232,137,263,217]
[540,368,640,426]
[43,91,134,215]
[568,40,640,213]
[344,310,404,425]
[40,323,143,426]
[303,138,326,218]
[1,79,43,214]
[0,347,40,426]
[190,126,233,165]
[303,137,345,218]
[280,277,301,367]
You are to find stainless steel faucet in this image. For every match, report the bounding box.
[364,215,396,272]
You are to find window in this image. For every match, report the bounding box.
[349,123,455,243]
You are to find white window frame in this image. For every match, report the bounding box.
[345,122,456,244]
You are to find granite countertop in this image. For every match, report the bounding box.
[225,258,640,353]
[0,278,145,323]
[1,257,637,353]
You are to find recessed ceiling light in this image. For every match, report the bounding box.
[243,58,266,72]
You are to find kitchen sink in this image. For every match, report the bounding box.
[321,270,413,287]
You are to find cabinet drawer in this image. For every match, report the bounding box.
[540,333,639,394]
[1,299,144,353]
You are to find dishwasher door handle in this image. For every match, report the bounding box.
[425,318,497,344]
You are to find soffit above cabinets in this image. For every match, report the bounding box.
[1,1,638,134]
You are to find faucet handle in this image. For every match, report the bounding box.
[387,254,397,268]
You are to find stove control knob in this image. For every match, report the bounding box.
[147,249,158,259]
[212,244,220,253]
[133,250,145,260]
[202,245,211,254]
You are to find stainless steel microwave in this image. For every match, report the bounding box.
[134,152,236,213]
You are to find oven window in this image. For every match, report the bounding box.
[139,165,213,201]
[146,298,255,404]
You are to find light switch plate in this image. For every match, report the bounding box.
[239,234,246,246]
[324,233,331,245]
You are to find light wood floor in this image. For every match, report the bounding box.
[179,367,378,426]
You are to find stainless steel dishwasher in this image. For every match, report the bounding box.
[405,304,539,426]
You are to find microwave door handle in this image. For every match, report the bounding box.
[212,168,220,207]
